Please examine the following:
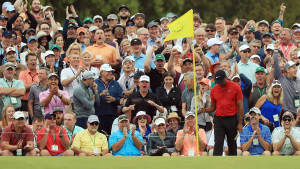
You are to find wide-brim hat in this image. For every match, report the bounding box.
[133,111,151,124]
[167,112,181,122]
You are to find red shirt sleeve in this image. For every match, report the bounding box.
[25,127,34,142]
[62,128,69,141]
[1,126,10,142]
[37,128,45,143]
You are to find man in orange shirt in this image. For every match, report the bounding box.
[86,29,120,70]
[175,112,207,156]
[19,53,39,112]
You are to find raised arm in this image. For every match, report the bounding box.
[145,45,158,73]
[273,40,282,80]
[167,48,178,75]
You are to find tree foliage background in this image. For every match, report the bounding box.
[34,0,300,27]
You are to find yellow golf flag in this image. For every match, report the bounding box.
[163,9,194,42]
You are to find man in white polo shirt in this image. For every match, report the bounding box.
[61,53,85,113]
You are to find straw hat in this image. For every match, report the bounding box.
[167,112,181,122]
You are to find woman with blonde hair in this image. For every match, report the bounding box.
[81,50,99,79]
[290,48,299,64]
[121,39,132,58]
[255,80,284,131]
[0,105,15,129]
[64,42,83,67]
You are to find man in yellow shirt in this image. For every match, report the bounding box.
[71,115,111,156]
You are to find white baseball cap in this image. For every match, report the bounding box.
[239,44,250,52]
[6,47,16,53]
[154,117,165,126]
[266,44,275,51]
[14,111,25,119]
[57,27,63,31]
[207,38,223,47]
[185,111,195,119]
[231,74,240,81]
[249,107,261,115]
[250,55,261,61]
[45,50,55,58]
[292,23,300,29]
[271,80,282,87]
[122,56,134,66]
[139,75,150,82]
[100,64,115,72]
[89,26,99,32]
[93,15,103,21]
[87,115,99,123]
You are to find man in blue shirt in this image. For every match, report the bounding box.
[240,107,271,156]
[147,22,163,47]
[205,38,222,64]
[131,38,155,70]
[109,114,144,156]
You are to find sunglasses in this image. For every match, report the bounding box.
[251,45,261,49]
[126,23,135,26]
[120,9,129,12]
[138,116,147,120]
[283,118,292,122]
[242,49,251,53]
[157,124,165,127]
[206,29,215,32]
[12,36,17,40]
[272,80,281,85]
[245,117,250,121]
[90,122,99,126]
[48,117,56,120]
[125,80,129,89]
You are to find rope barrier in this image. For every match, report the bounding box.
[0,131,273,138]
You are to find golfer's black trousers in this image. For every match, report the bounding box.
[213,115,238,156]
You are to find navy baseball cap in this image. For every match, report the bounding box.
[2,30,12,37]
[44,113,56,119]
[262,32,272,38]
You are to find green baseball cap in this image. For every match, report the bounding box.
[255,67,265,73]
[50,44,60,51]
[84,17,93,24]
[155,54,165,61]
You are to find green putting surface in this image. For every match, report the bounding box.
[0,156,296,169]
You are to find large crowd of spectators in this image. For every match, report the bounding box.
[0,0,300,157]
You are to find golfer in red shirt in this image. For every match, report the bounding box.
[201,70,243,156]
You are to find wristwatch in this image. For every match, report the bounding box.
[58,94,63,99]
[59,134,63,138]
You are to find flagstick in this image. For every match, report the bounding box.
[191,37,200,157]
